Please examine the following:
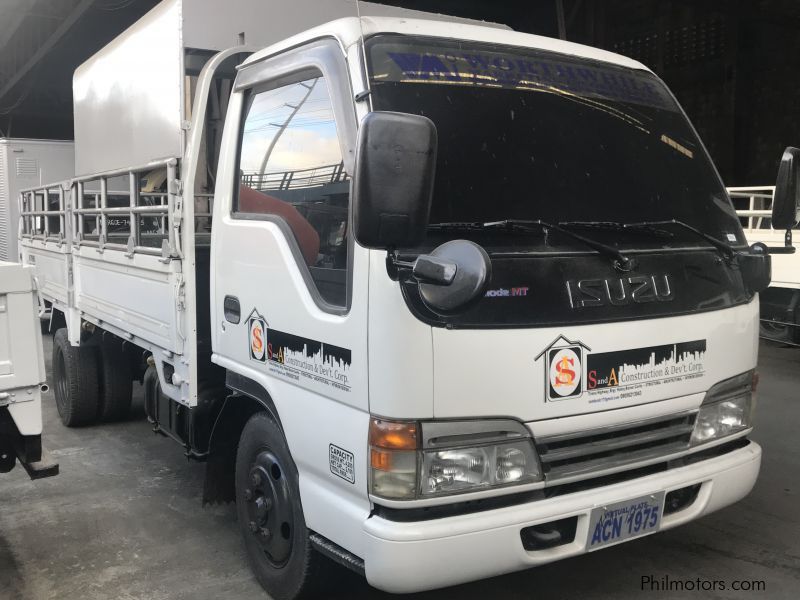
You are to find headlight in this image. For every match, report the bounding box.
[369,419,542,500]
[691,371,756,446]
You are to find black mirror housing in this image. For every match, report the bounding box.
[418,240,492,314]
[771,146,800,230]
[739,243,772,295]
[352,111,437,249]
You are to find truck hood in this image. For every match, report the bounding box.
[431,300,758,421]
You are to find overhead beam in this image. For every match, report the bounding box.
[0,1,33,53]
[0,0,95,106]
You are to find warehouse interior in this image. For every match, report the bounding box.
[1,0,800,185]
[1,2,799,600]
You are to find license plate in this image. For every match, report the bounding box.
[586,491,665,551]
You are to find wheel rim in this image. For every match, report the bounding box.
[242,450,294,566]
[54,347,68,416]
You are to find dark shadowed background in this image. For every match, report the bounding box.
[1,0,799,184]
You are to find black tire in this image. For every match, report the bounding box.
[236,412,335,600]
[52,328,100,427]
[97,336,133,422]
[142,364,161,422]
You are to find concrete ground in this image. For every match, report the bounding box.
[1,336,798,600]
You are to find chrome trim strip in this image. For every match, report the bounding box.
[543,440,690,481]
[539,423,695,463]
[420,419,530,449]
[536,409,698,444]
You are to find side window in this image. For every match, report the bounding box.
[236,73,349,307]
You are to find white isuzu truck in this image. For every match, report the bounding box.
[18,0,799,597]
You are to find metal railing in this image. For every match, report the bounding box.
[728,185,776,230]
[242,162,348,192]
[728,185,800,345]
[18,183,69,245]
[20,159,181,260]
[73,160,178,258]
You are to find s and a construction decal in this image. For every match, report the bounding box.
[246,309,351,392]
[266,329,351,392]
[329,444,355,484]
[586,340,706,401]
[536,335,706,403]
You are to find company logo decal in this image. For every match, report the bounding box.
[266,329,351,392]
[549,347,583,398]
[246,309,351,393]
[536,335,591,402]
[587,340,706,392]
[248,309,267,362]
[536,335,706,403]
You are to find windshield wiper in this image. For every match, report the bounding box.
[559,219,737,260]
[428,219,633,270]
[558,220,675,239]
[627,220,737,259]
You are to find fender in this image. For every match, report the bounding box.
[203,371,284,504]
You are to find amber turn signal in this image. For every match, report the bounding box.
[368,419,418,450]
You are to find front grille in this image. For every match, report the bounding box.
[535,411,697,483]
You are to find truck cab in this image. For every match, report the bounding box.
[208,16,772,595]
[19,4,799,598]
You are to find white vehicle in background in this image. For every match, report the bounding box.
[0,138,74,263]
[17,0,800,597]
[730,178,800,344]
[0,260,58,479]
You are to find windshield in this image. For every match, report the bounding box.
[366,35,745,251]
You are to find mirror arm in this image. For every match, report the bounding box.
[786,229,794,248]
[386,251,457,285]
[385,251,413,282]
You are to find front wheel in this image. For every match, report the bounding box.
[235,412,334,600]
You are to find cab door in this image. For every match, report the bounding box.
[210,40,369,422]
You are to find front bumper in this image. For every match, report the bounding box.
[362,441,761,593]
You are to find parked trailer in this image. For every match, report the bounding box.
[730,185,800,344]
[19,0,800,597]
[0,261,58,479]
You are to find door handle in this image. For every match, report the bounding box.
[223,295,241,323]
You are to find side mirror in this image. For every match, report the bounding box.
[738,243,772,294]
[352,112,437,249]
[771,146,800,231]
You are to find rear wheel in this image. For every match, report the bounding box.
[235,412,334,600]
[52,328,100,427]
[97,336,133,421]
